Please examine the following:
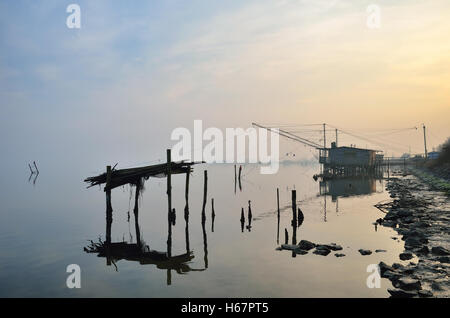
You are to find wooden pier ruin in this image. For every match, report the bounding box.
[83,150,207,284]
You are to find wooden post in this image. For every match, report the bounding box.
[291,190,297,226]
[184,171,190,221]
[234,165,237,194]
[167,149,172,257]
[277,188,280,219]
[284,228,289,245]
[291,190,297,245]
[201,170,208,225]
[134,183,141,249]
[277,188,280,244]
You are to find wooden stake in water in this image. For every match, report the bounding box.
[277,188,280,244]
[167,149,172,257]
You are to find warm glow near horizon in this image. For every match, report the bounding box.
[1,0,449,163]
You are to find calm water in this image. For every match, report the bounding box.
[0,162,407,297]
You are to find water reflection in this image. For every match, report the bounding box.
[319,177,379,201]
[318,176,384,225]
[85,171,209,285]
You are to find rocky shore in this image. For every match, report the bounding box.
[378,172,450,298]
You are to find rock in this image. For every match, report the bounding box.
[313,247,331,256]
[382,270,401,281]
[414,221,431,228]
[416,245,429,255]
[379,262,394,275]
[418,290,433,298]
[399,252,414,260]
[403,229,427,240]
[431,246,450,256]
[397,277,421,291]
[405,237,424,248]
[385,213,398,221]
[297,240,316,251]
[431,282,443,291]
[324,243,343,251]
[438,256,450,263]
[358,249,372,256]
[293,248,308,255]
[392,263,404,270]
[401,267,415,275]
[388,289,417,298]
[281,244,297,251]
[375,249,387,253]
[402,217,415,224]
[397,210,413,218]
[334,253,345,257]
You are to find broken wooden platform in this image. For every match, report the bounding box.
[84,160,200,190]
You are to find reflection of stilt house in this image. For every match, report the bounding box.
[319,177,377,201]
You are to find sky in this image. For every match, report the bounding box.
[1,0,449,171]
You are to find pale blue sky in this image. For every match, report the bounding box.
[1,0,449,172]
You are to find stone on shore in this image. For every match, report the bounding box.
[297,240,316,251]
[293,249,308,255]
[379,262,394,275]
[313,246,331,256]
[388,289,417,298]
[358,249,372,256]
[396,277,421,291]
[281,244,297,251]
[399,252,414,260]
[418,290,433,298]
[431,246,450,256]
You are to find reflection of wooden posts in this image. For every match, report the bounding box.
[284,228,288,245]
[105,165,113,266]
[184,171,190,253]
[387,158,390,180]
[134,183,141,248]
[277,188,280,244]
[167,269,172,286]
[238,165,242,191]
[167,149,172,257]
[247,200,252,231]
[201,170,208,268]
[105,166,113,245]
[211,198,215,232]
[240,208,245,232]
